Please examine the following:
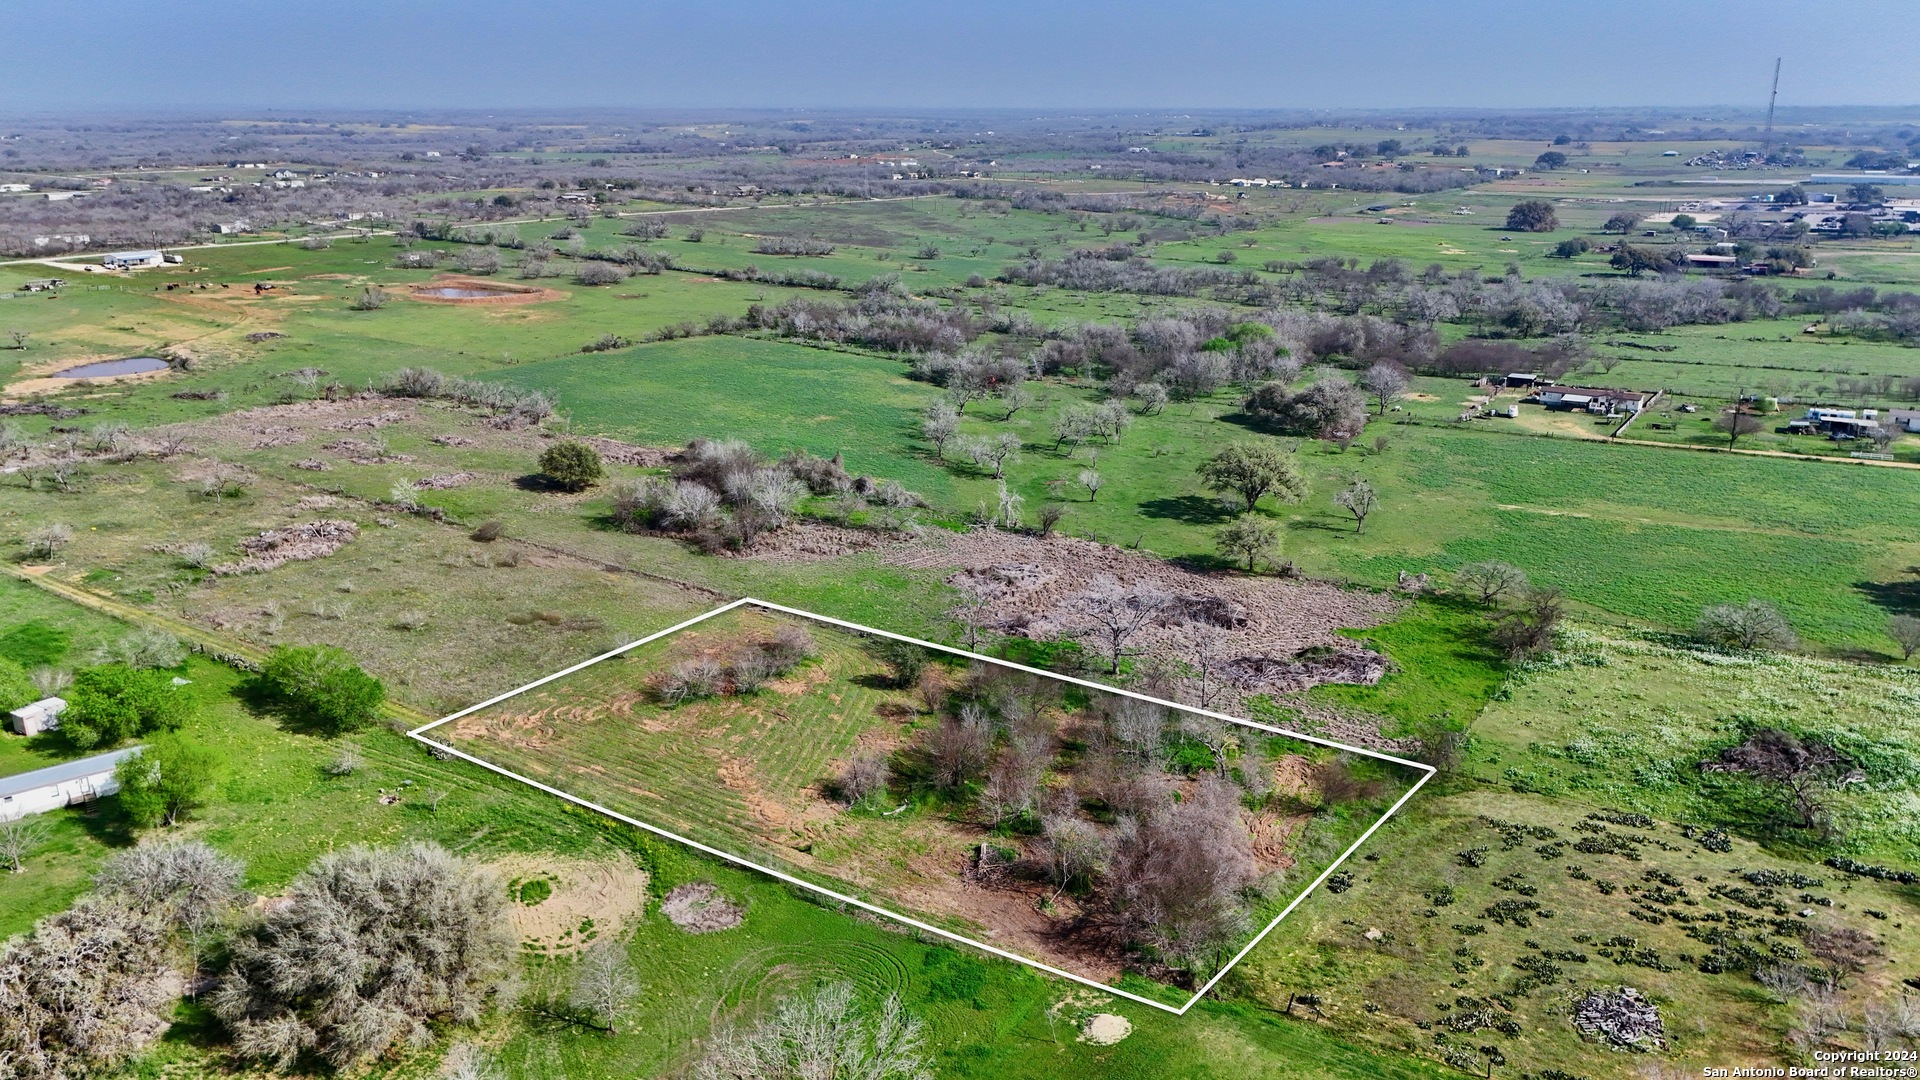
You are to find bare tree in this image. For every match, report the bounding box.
[923,704,993,790]
[6,329,28,350]
[1359,361,1411,416]
[1333,478,1378,533]
[836,751,891,805]
[1456,561,1528,608]
[0,897,178,1077]
[1887,614,1920,660]
[0,816,52,873]
[1077,468,1103,502]
[1039,813,1109,891]
[695,982,930,1080]
[1699,728,1863,831]
[1714,408,1765,449]
[570,940,641,1034]
[1071,577,1169,674]
[922,401,960,459]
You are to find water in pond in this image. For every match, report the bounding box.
[417,286,512,299]
[53,356,169,378]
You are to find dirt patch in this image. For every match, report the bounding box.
[1081,1013,1132,1045]
[214,519,359,575]
[727,522,888,563]
[409,274,566,306]
[580,436,673,469]
[492,854,650,956]
[661,882,745,933]
[880,528,1402,697]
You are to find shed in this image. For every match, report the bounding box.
[0,746,142,822]
[8,696,67,736]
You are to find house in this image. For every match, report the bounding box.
[101,250,165,270]
[8,697,66,736]
[0,746,142,822]
[1887,409,1920,434]
[18,278,66,292]
[1685,253,1739,271]
[0,183,29,193]
[1534,385,1648,415]
[211,220,250,234]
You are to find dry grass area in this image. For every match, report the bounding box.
[492,853,650,956]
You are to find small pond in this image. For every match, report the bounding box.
[416,286,515,299]
[52,356,169,378]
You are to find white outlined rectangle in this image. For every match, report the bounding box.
[408,597,1434,1015]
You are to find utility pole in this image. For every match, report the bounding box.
[1762,57,1782,157]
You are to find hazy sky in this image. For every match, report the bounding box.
[9,0,1917,113]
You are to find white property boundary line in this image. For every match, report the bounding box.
[408,597,1436,1016]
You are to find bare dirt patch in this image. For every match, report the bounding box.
[660,881,745,933]
[492,854,650,956]
[1081,1013,1133,1045]
[214,519,359,575]
[880,528,1402,695]
[727,522,888,563]
[409,274,566,306]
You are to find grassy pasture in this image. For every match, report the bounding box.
[1241,788,1920,1078]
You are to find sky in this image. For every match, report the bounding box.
[8,0,1918,113]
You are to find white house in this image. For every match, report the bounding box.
[0,183,30,193]
[102,250,165,270]
[0,747,142,822]
[8,696,67,736]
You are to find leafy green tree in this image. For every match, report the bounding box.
[1602,211,1644,233]
[1609,244,1682,277]
[1504,200,1557,233]
[1846,183,1884,206]
[1215,515,1282,572]
[1669,213,1697,231]
[1533,151,1568,170]
[62,665,193,750]
[1197,442,1306,511]
[114,734,221,828]
[0,656,37,713]
[538,440,605,492]
[1551,237,1592,258]
[259,645,386,735]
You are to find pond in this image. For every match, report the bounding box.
[416,286,515,299]
[52,356,169,378]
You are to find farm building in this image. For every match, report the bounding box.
[101,250,165,270]
[8,697,67,736]
[1503,372,1542,388]
[0,746,141,822]
[1888,409,1920,434]
[1787,407,1884,438]
[1685,253,1739,270]
[18,278,66,292]
[1533,386,1648,415]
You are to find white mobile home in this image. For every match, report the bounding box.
[0,746,142,822]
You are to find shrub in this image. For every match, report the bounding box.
[349,287,391,311]
[1696,600,1797,651]
[210,843,515,1070]
[0,898,178,1076]
[61,664,193,749]
[575,262,626,286]
[471,520,504,542]
[539,440,605,492]
[258,645,386,735]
